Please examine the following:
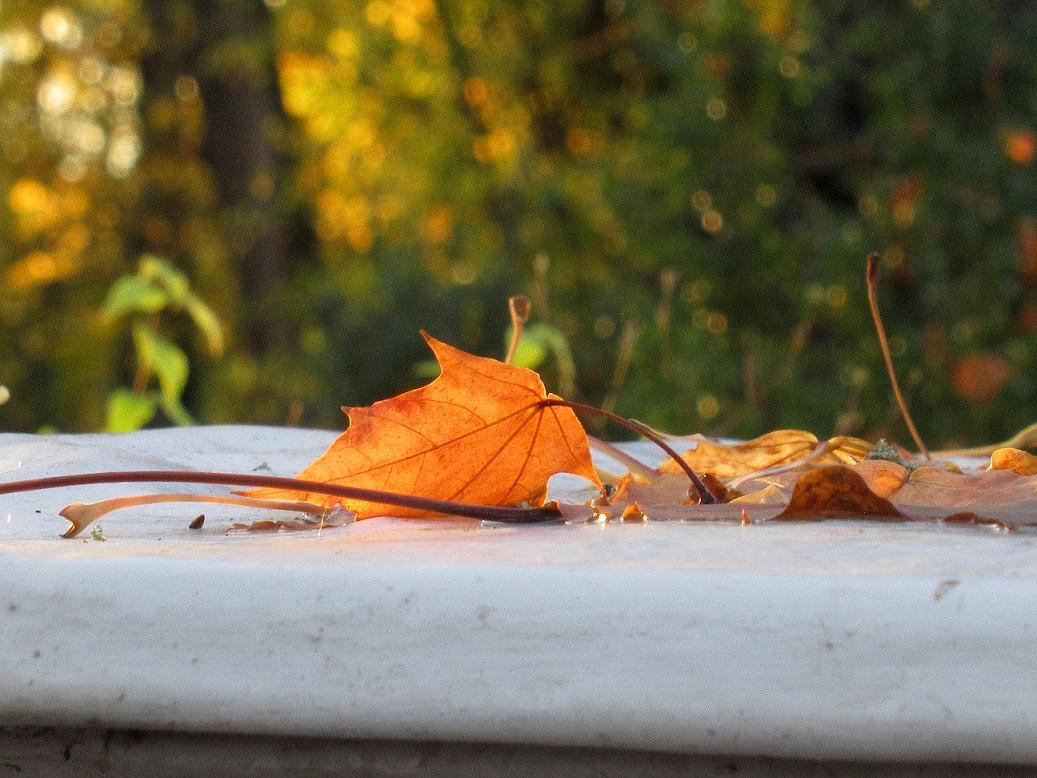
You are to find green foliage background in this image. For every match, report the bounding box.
[1,0,1036,446]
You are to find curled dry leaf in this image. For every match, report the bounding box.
[231,506,357,533]
[571,457,1037,529]
[659,430,817,478]
[568,472,748,524]
[574,465,906,525]
[615,465,903,523]
[851,459,910,498]
[754,459,1037,527]
[989,447,1037,476]
[728,459,909,505]
[883,465,1037,524]
[248,332,601,518]
[773,466,904,521]
[659,430,872,479]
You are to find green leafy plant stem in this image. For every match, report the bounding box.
[102,255,223,432]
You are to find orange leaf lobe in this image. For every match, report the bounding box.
[250,333,601,517]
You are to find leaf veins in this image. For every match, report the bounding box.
[247,332,602,517]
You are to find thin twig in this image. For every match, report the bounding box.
[504,295,531,364]
[0,470,562,525]
[939,421,1037,458]
[866,253,931,459]
[587,435,660,482]
[600,318,642,416]
[540,399,718,504]
[726,440,837,491]
[655,270,678,375]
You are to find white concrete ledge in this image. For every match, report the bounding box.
[1,427,1035,765]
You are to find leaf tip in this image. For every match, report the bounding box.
[58,503,90,538]
[418,329,454,367]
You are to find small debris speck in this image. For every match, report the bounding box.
[90,526,106,542]
[933,578,960,601]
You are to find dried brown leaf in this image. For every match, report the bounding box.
[660,430,872,480]
[774,466,904,521]
[989,447,1037,476]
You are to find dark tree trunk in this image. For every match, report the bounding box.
[193,2,287,350]
[140,0,295,351]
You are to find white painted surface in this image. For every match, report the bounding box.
[1,426,1036,764]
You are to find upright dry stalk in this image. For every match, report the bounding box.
[865,253,931,459]
[600,318,642,416]
[505,295,532,364]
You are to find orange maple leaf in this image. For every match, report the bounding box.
[249,332,601,517]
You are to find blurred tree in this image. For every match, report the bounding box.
[141,0,296,349]
[0,0,150,430]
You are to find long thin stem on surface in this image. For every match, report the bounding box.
[866,253,931,460]
[540,398,718,504]
[0,471,562,525]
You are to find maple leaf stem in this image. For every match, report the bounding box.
[539,398,719,504]
[0,470,563,525]
[866,253,931,460]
